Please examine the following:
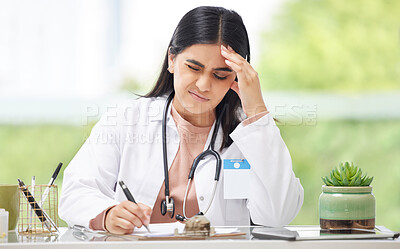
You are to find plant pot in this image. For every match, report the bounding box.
[319,185,375,229]
[0,184,20,231]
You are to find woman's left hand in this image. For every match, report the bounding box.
[221,45,267,118]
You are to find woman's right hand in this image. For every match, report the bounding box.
[105,200,152,234]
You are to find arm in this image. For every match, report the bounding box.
[59,104,151,232]
[59,112,122,228]
[230,113,304,226]
[222,45,303,226]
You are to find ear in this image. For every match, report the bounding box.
[167,47,175,74]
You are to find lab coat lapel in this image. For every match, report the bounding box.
[193,123,224,214]
[166,107,179,169]
[196,122,223,169]
[148,96,179,171]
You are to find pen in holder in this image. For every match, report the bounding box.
[18,184,59,234]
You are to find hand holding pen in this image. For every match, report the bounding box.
[119,181,151,233]
[103,181,152,234]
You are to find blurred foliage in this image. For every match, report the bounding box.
[0,124,94,227]
[1,121,399,230]
[258,0,400,91]
[278,120,400,231]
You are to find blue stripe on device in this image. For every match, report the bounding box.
[223,159,251,169]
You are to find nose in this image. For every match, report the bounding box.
[195,75,212,92]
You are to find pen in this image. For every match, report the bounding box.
[18,178,52,232]
[39,162,63,207]
[42,208,60,233]
[28,176,35,231]
[118,180,151,233]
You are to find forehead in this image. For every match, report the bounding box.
[176,44,226,67]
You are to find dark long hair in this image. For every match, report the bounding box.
[145,6,251,150]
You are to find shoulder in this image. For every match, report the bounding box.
[98,95,168,126]
[116,95,166,114]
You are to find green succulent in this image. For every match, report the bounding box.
[322,161,374,186]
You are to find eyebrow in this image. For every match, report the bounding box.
[186,59,232,72]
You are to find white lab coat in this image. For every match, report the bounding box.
[59,96,304,228]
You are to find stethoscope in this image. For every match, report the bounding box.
[160,92,222,221]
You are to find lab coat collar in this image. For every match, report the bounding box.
[203,120,223,153]
[147,96,177,127]
[148,94,224,152]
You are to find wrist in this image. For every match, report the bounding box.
[103,205,116,232]
[245,104,268,118]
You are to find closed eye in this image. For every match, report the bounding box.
[214,74,228,80]
[187,64,200,71]
[186,63,228,80]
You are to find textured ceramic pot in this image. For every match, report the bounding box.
[319,185,375,229]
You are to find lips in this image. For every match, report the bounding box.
[189,90,210,102]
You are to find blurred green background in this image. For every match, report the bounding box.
[259,0,400,91]
[1,0,399,231]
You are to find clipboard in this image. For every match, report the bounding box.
[82,230,247,241]
[124,225,247,240]
[71,223,247,241]
[126,232,247,241]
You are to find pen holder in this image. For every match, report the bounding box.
[18,185,59,234]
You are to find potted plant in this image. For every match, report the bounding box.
[319,161,375,229]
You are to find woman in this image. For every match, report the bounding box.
[59,6,304,234]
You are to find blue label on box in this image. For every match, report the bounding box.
[223,159,251,170]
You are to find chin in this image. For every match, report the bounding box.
[185,101,215,114]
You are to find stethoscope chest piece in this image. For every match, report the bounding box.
[161,196,175,218]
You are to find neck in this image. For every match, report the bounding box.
[172,98,215,127]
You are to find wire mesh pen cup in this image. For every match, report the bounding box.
[18,185,59,234]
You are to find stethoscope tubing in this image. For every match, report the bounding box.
[162,92,222,219]
[183,179,218,218]
[162,93,175,197]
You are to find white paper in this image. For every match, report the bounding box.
[214,228,240,234]
[131,222,185,237]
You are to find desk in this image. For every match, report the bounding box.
[2,226,399,249]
